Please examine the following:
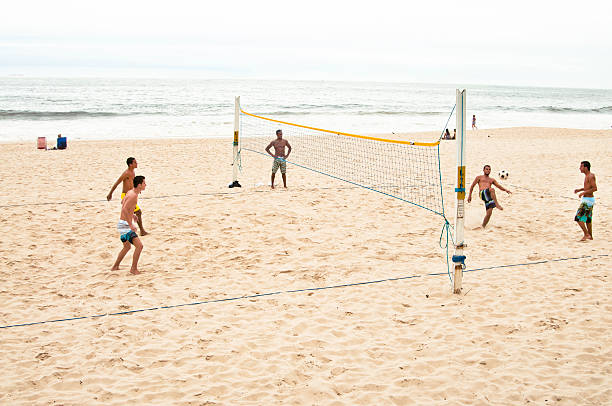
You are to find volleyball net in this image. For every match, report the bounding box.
[235,108,452,218]
[231,94,467,291]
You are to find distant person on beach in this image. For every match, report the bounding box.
[472,115,477,130]
[111,176,146,274]
[574,160,597,241]
[467,165,511,228]
[265,129,292,189]
[453,129,456,139]
[444,129,451,139]
[107,157,148,235]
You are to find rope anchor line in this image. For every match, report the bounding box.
[0,253,607,330]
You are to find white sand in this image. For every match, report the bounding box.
[0,127,610,405]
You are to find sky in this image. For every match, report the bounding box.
[1,0,611,88]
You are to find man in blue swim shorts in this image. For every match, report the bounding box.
[111,175,146,274]
[467,165,512,229]
[574,160,597,241]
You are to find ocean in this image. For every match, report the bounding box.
[1,77,611,142]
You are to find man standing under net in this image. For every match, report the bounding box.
[265,129,292,189]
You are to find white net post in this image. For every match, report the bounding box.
[230,96,241,188]
[453,89,467,294]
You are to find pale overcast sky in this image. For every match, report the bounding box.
[1,0,611,88]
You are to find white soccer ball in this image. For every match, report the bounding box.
[498,170,509,179]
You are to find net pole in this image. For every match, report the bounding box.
[453,89,467,294]
[230,96,241,188]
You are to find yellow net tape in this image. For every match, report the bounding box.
[241,109,440,147]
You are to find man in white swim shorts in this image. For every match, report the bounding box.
[111,176,146,274]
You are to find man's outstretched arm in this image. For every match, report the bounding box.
[492,179,511,193]
[107,172,127,200]
[467,177,479,202]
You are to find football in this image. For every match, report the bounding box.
[498,170,509,179]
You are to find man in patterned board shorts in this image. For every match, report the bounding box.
[574,160,597,241]
[467,165,512,229]
[265,129,292,189]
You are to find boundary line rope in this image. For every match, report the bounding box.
[1,253,607,330]
[0,186,364,209]
[3,184,596,210]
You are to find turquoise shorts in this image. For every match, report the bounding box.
[120,231,138,244]
[574,197,594,223]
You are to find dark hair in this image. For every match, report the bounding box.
[445,129,450,135]
[127,157,136,166]
[133,175,145,188]
[581,161,590,170]
[276,129,282,135]
[483,164,491,170]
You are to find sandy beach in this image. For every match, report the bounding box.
[0,127,610,405]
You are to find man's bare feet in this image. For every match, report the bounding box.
[111,266,119,271]
[271,185,275,189]
[579,235,593,241]
[472,225,484,230]
[140,231,149,236]
[130,269,141,275]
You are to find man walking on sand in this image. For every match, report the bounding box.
[574,160,597,241]
[472,114,477,130]
[107,157,148,235]
[467,165,511,228]
[265,129,292,189]
[111,176,146,274]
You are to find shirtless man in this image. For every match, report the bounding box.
[472,114,477,130]
[111,176,146,274]
[265,129,292,189]
[107,157,148,235]
[574,161,597,241]
[467,165,511,228]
